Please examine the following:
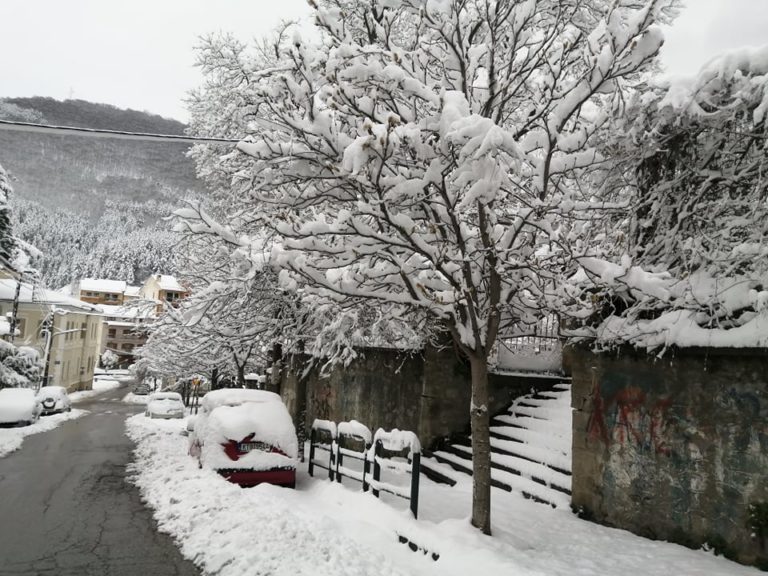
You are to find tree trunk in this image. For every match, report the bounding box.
[211,367,219,390]
[469,354,492,535]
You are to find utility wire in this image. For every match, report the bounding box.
[0,119,241,144]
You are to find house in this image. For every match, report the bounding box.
[139,274,187,314]
[76,278,128,305]
[100,302,154,367]
[123,285,142,302]
[0,278,103,392]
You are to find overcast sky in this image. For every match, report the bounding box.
[1,0,766,122]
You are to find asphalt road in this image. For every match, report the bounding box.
[0,383,200,576]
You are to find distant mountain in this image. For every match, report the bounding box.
[0,97,204,218]
[0,97,206,286]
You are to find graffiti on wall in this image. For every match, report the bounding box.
[586,370,674,455]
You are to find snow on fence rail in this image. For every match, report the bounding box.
[308,419,422,518]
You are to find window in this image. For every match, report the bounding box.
[121,343,134,352]
[81,322,86,339]
[108,328,116,338]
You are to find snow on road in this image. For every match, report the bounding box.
[69,378,124,402]
[0,409,87,458]
[127,415,759,576]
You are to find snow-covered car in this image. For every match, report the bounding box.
[0,388,42,426]
[132,382,152,395]
[36,386,72,415]
[145,392,185,419]
[188,388,298,488]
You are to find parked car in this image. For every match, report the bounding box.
[188,388,298,488]
[36,386,72,415]
[132,382,152,395]
[145,392,185,419]
[0,388,42,426]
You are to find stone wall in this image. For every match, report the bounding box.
[567,345,768,568]
[280,345,563,450]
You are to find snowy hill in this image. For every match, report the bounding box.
[0,97,206,285]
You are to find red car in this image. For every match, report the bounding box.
[188,389,298,488]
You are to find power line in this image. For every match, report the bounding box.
[0,119,241,144]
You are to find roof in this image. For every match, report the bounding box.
[79,278,127,293]
[0,279,101,312]
[124,285,141,297]
[155,275,184,292]
[99,303,155,319]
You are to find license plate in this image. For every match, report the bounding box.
[238,441,270,452]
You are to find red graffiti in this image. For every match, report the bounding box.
[587,377,674,455]
[615,387,646,446]
[586,375,609,445]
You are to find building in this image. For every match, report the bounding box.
[75,278,142,306]
[100,302,154,367]
[139,274,187,314]
[0,278,103,392]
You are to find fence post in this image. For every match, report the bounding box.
[372,440,382,498]
[410,451,420,519]
[335,439,343,483]
[308,427,316,477]
[329,439,336,482]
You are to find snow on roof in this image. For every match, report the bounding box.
[80,278,127,293]
[124,285,142,297]
[0,279,100,312]
[201,388,282,413]
[99,304,154,319]
[155,275,184,292]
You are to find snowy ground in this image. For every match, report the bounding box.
[0,409,87,458]
[126,416,758,576]
[69,378,123,402]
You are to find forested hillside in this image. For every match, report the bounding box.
[0,97,206,286]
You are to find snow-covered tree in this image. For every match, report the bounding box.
[0,342,42,389]
[575,44,768,349]
[188,0,677,533]
[0,163,18,267]
[101,349,119,372]
[140,204,300,386]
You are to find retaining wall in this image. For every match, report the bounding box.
[567,345,768,569]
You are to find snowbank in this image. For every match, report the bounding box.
[0,409,87,458]
[127,415,757,576]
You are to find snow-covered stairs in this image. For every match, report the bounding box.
[422,382,572,509]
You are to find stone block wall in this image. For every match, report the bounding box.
[567,345,768,568]
[280,345,563,450]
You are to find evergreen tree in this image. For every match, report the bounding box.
[0,163,18,268]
